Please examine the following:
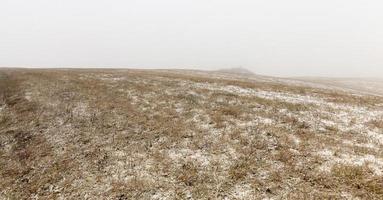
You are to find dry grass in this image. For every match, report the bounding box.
[0,68,382,199]
[368,119,383,129]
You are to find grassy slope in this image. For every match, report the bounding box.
[0,69,382,199]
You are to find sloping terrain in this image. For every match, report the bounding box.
[1,69,383,199]
[293,77,383,96]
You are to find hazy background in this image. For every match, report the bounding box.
[0,0,382,77]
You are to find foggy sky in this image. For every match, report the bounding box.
[1,0,382,77]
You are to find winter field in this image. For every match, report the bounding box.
[0,69,383,199]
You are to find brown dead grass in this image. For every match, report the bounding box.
[367,119,383,129]
[0,69,382,199]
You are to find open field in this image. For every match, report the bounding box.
[293,77,383,97]
[1,68,383,199]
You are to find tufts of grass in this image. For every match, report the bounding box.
[331,164,383,198]
[177,162,200,186]
[228,159,252,182]
[367,119,383,129]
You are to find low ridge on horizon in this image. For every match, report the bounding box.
[215,67,256,75]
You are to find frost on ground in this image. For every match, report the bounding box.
[0,69,383,199]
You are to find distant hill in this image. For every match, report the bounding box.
[215,67,255,76]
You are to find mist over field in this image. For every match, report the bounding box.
[1,0,383,77]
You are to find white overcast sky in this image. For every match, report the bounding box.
[0,0,382,77]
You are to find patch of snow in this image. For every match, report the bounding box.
[99,75,126,82]
[167,149,210,167]
[365,130,383,145]
[258,117,274,125]
[317,149,383,175]
[289,134,301,146]
[342,139,377,150]
[231,184,253,199]
[151,191,173,200]
[317,149,334,157]
[25,92,32,101]
[73,102,90,117]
